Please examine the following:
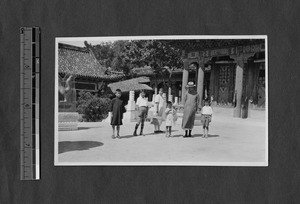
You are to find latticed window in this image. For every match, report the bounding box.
[219,66,231,85]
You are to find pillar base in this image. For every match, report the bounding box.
[233,108,241,118]
[123,110,137,122]
[126,100,136,111]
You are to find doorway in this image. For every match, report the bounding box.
[215,64,235,105]
[203,71,211,100]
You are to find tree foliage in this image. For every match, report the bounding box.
[86,40,183,77]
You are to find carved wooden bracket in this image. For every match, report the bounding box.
[236,57,245,68]
[232,53,254,68]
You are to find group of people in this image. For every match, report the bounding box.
[109,81,213,139]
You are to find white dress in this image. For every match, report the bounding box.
[151,94,166,125]
[155,94,165,116]
[165,108,176,126]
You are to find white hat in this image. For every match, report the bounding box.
[186,81,196,88]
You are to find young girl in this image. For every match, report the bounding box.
[165,101,177,137]
[109,89,126,139]
[201,99,213,138]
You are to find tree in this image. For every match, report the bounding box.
[135,40,183,88]
[87,40,184,84]
[85,41,114,68]
[110,40,132,74]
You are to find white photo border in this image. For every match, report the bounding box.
[54,35,268,166]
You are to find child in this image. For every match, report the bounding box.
[201,99,213,138]
[165,101,177,137]
[133,90,149,136]
[109,89,126,139]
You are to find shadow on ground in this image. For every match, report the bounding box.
[78,127,91,130]
[120,133,157,139]
[78,126,103,130]
[171,134,220,138]
[119,130,180,139]
[59,141,103,154]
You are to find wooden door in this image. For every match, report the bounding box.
[216,64,235,105]
[257,63,265,107]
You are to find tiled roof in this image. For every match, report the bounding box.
[131,66,183,76]
[58,43,124,79]
[108,77,153,92]
[131,66,155,76]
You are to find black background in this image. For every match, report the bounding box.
[1,0,300,203]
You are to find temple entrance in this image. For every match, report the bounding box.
[203,71,210,100]
[188,71,196,84]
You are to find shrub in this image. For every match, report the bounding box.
[76,91,111,122]
[76,91,94,114]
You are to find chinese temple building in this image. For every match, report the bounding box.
[58,43,125,100]
[59,39,266,118]
[180,39,266,118]
[132,39,266,118]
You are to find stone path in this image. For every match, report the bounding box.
[56,112,266,165]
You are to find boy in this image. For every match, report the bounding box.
[109,89,126,139]
[133,90,149,136]
[201,99,213,138]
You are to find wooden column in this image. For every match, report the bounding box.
[233,57,244,117]
[252,63,259,104]
[209,65,215,100]
[246,61,254,98]
[181,60,189,102]
[197,61,205,105]
[214,63,220,103]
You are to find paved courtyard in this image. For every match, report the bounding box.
[57,110,266,165]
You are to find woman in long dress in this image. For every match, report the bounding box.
[182,82,200,137]
[151,88,166,133]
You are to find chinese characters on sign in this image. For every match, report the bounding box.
[198,44,264,58]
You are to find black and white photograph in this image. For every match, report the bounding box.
[3,0,300,202]
[55,36,268,166]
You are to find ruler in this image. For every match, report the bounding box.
[20,27,40,180]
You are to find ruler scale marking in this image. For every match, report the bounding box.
[20,27,40,180]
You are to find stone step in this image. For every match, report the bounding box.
[58,122,78,131]
[58,112,79,122]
